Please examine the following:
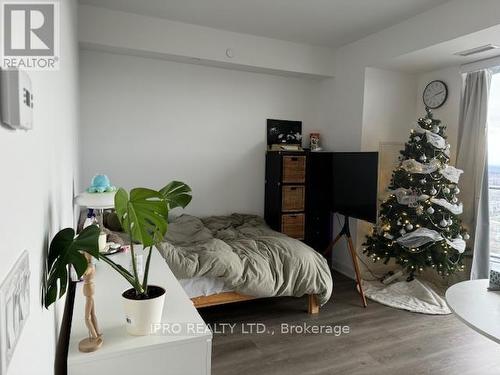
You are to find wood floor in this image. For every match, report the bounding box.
[200,272,500,375]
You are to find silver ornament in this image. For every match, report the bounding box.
[406,223,414,231]
[447,218,453,226]
[443,187,450,194]
[427,207,435,214]
[452,197,458,203]
[454,187,460,194]
[463,233,470,240]
[439,219,448,227]
[430,187,437,196]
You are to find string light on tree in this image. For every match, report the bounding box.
[363,108,467,280]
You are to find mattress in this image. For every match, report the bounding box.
[179,276,231,298]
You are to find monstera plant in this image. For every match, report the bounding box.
[44,181,192,335]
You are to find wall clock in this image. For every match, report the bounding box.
[423,80,448,109]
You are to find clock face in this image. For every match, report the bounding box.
[423,80,448,109]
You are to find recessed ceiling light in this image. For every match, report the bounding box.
[454,44,500,57]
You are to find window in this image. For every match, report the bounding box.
[488,72,500,261]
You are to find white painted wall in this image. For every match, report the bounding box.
[79,49,328,216]
[329,68,418,278]
[0,1,79,374]
[416,66,463,164]
[78,4,336,78]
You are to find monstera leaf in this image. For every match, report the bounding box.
[44,225,100,308]
[159,181,192,210]
[115,187,169,247]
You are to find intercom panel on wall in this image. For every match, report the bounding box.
[0,69,33,130]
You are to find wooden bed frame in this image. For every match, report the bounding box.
[191,292,320,314]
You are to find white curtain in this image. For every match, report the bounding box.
[456,69,492,280]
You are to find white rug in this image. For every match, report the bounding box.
[362,278,451,315]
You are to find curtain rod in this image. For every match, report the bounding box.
[461,54,500,73]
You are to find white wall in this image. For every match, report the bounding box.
[79,49,327,216]
[416,66,463,164]
[78,4,335,78]
[0,1,79,374]
[329,68,418,277]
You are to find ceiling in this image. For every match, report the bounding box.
[378,24,500,73]
[78,0,450,48]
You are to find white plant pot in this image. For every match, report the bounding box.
[122,285,166,336]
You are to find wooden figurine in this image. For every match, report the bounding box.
[78,253,103,352]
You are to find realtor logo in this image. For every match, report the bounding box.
[2,2,60,70]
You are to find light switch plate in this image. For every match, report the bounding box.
[0,251,30,375]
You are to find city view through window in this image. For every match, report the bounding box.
[489,72,500,258]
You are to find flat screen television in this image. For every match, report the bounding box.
[332,152,379,223]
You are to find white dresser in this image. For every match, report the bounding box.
[67,248,212,375]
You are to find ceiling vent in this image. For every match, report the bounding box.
[454,44,500,57]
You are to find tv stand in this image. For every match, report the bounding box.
[323,215,368,308]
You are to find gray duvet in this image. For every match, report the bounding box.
[157,214,333,305]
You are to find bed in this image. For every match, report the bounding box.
[156,214,333,314]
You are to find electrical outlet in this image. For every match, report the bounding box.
[0,251,30,375]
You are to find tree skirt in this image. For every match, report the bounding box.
[362,278,451,315]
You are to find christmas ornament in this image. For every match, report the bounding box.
[406,223,414,231]
[463,233,470,240]
[454,187,460,194]
[430,187,437,196]
[443,187,450,194]
[416,205,424,215]
[427,207,435,214]
[452,197,458,203]
[447,218,453,226]
[439,218,448,227]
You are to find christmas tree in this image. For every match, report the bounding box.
[363,108,468,280]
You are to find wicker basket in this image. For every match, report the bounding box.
[282,156,306,183]
[281,214,305,239]
[282,185,305,212]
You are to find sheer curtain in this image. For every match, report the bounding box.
[456,69,492,279]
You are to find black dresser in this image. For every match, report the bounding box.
[264,150,333,252]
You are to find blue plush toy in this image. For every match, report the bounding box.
[87,174,116,193]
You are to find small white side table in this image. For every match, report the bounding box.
[446,279,500,344]
[68,248,212,375]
